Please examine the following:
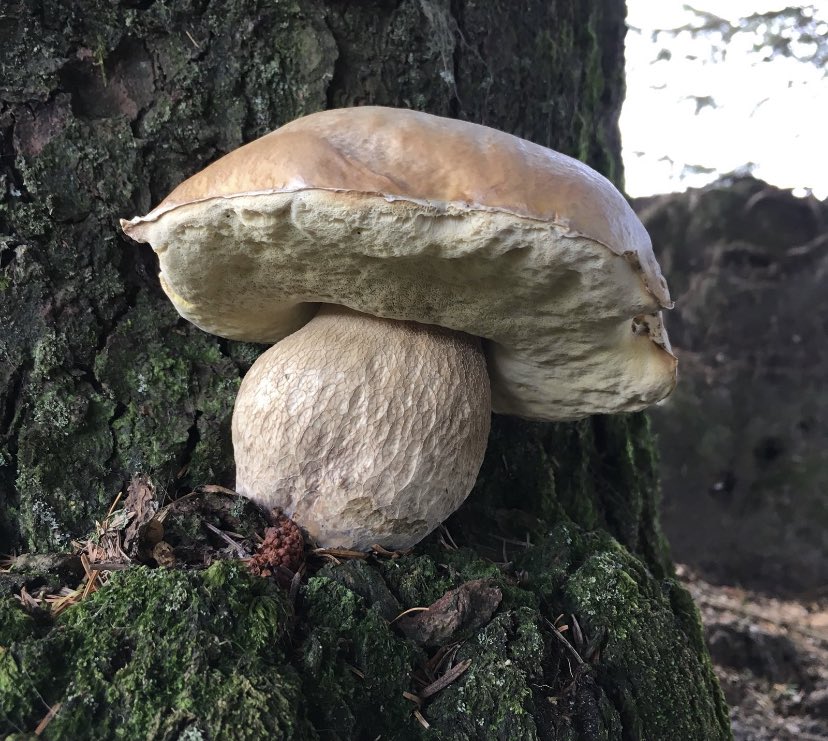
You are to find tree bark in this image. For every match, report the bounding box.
[0,1,730,738]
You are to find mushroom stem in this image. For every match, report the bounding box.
[232,304,492,550]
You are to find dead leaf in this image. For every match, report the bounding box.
[122,474,160,556]
[394,579,502,647]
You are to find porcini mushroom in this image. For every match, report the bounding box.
[121,106,676,550]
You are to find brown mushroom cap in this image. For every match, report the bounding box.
[122,106,676,420]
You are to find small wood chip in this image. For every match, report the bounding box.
[394,580,502,647]
[195,484,238,497]
[402,691,422,705]
[79,553,94,582]
[413,708,430,730]
[419,658,472,699]
[49,588,82,616]
[81,575,97,601]
[34,702,61,736]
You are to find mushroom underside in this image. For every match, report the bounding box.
[232,305,492,550]
[139,190,675,419]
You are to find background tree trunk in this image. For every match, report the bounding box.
[0,1,731,738]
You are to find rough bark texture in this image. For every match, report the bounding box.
[0,1,730,738]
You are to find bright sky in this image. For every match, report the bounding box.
[622,1,828,198]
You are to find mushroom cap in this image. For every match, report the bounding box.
[122,106,676,420]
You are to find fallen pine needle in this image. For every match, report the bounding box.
[195,484,238,497]
[438,525,458,550]
[423,642,462,680]
[185,29,201,49]
[312,547,368,560]
[370,544,411,558]
[105,491,123,519]
[570,614,584,646]
[419,658,471,699]
[546,618,585,666]
[203,522,249,558]
[391,606,429,623]
[347,664,365,679]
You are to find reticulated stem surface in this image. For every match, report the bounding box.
[232,305,491,549]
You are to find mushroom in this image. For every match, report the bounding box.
[121,106,676,551]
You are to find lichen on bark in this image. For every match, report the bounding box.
[1,0,730,738]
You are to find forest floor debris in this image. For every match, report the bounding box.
[679,564,828,740]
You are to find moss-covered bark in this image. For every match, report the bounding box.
[1,518,728,739]
[1,0,730,738]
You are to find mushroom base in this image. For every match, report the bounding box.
[232,305,492,550]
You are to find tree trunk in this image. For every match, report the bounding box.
[0,1,730,738]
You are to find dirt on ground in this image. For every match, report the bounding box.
[679,565,828,740]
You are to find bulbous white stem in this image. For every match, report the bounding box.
[232,304,491,550]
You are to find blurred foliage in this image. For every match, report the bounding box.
[644,4,828,69]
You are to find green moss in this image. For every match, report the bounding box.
[0,520,729,740]
[457,414,671,581]
[0,598,42,645]
[0,562,307,740]
[428,609,544,739]
[16,388,115,550]
[300,576,423,739]
[93,293,240,492]
[519,523,730,740]
[1,0,339,552]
